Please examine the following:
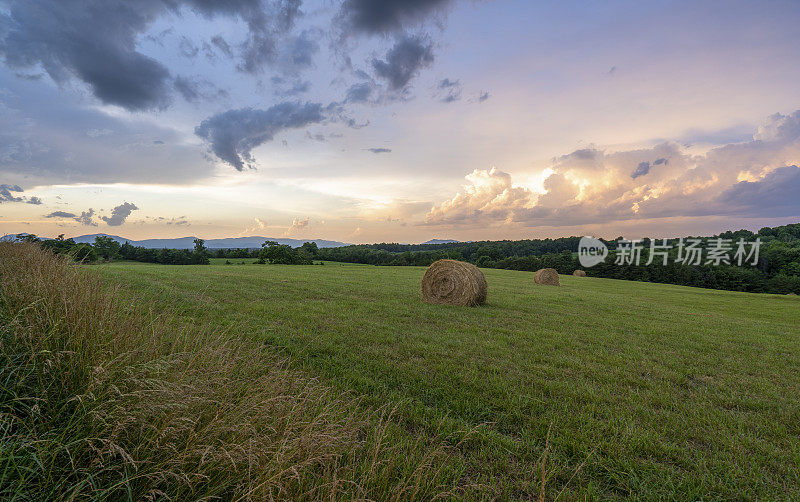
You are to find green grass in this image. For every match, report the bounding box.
[96,259,800,499]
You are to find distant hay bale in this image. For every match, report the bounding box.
[421,259,487,306]
[534,268,560,286]
[573,270,587,277]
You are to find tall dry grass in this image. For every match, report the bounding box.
[0,243,470,500]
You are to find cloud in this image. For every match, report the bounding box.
[174,76,228,102]
[0,183,41,204]
[194,101,325,170]
[237,0,304,74]
[74,208,98,226]
[306,131,326,142]
[100,202,139,226]
[179,36,199,58]
[344,82,375,104]
[0,183,23,202]
[425,167,533,225]
[435,78,461,103]
[0,1,172,111]
[338,0,454,35]
[87,128,114,138]
[0,0,303,110]
[45,211,76,218]
[284,216,309,235]
[240,217,267,236]
[276,30,319,74]
[210,35,233,57]
[271,77,311,97]
[366,147,391,154]
[467,90,490,103]
[166,215,190,226]
[425,110,800,227]
[631,161,651,179]
[716,165,800,217]
[0,78,213,185]
[371,35,434,92]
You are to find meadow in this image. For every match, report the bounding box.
[91,258,800,499]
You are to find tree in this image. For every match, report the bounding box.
[299,241,319,258]
[15,233,40,243]
[259,241,311,265]
[69,244,97,262]
[191,238,210,265]
[41,234,76,255]
[94,236,121,261]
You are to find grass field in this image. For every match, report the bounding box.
[91,258,800,499]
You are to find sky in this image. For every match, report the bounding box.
[1,0,800,244]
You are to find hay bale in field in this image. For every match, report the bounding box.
[534,268,560,286]
[573,269,587,277]
[421,259,487,306]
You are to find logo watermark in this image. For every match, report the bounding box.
[578,236,608,268]
[578,237,761,268]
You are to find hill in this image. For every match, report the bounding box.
[1,233,348,249]
[421,238,460,244]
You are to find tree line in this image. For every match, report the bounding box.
[10,234,321,266]
[315,224,800,294]
[11,223,800,294]
[12,234,212,264]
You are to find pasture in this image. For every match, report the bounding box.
[92,258,800,499]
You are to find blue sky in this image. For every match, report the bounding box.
[1,0,800,243]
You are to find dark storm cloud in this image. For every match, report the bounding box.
[27,196,43,205]
[631,161,651,179]
[101,202,139,226]
[0,1,173,111]
[366,148,391,154]
[371,35,434,91]
[716,165,800,217]
[338,0,454,35]
[195,102,325,170]
[0,0,304,111]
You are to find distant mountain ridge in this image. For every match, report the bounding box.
[422,239,460,244]
[1,233,348,249]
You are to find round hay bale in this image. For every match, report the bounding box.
[534,268,560,286]
[573,269,587,277]
[421,259,487,306]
